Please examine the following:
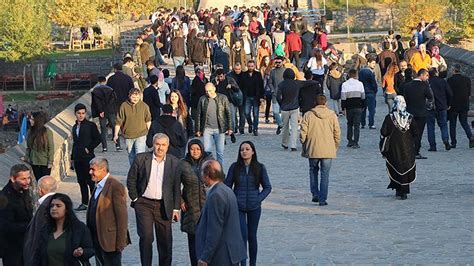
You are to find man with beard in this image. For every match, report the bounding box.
[241,60,264,136]
[228,62,246,135]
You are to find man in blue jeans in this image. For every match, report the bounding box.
[195,83,233,166]
[359,58,378,129]
[300,95,341,206]
[241,60,264,136]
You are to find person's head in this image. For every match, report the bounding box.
[152,133,169,158]
[162,69,170,78]
[367,58,377,69]
[388,30,394,37]
[201,160,224,186]
[233,62,242,74]
[98,75,107,85]
[150,75,159,85]
[315,94,327,106]
[234,40,242,49]
[47,193,78,230]
[74,103,87,123]
[205,82,217,98]
[392,95,407,113]
[161,104,174,116]
[113,63,123,72]
[386,62,399,76]
[409,40,416,48]
[453,63,461,74]
[382,41,390,50]
[215,68,226,82]
[417,69,429,81]
[223,25,231,33]
[348,69,358,79]
[136,37,144,45]
[9,164,31,192]
[175,65,186,78]
[30,110,47,128]
[274,56,284,68]
[187,139,205,161]
[123,57,134,66]
[429,67,438,78]
[395,34,401,40]
[247,60,255,72]
[128,88,141,104]
[399,60,408,71]
[146,60,155,69]
[238,140,257,163]
[168,90,187,116]
[419,44,427,54]
[37,175,58,197]
[260,39,268,49]
[304,69,312,80]
[89,158,109,182]
[283,68,295,80]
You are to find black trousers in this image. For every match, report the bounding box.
[264,95,272,120]
[74,160,95,205]
[31,165,51,182]
[187,233,197,266]
[99,113,120,149]
[237,105,246,133]
[92,234,122,266]
[135,198,172,266]
[2,252,22,266]
[346,108,362,144]
[412,116,427,154]
[289,51,301,70]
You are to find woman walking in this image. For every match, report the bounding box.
[35,193,94,265]
[25,111,54,181]
[325,63,344,116]
[260,56,273,123]
[225,141,272,266]
[382,62,399,112]
[306,50,327,86]
[171,65,192,108]
[179,139,213,266]
[169,89,193,138]
[380,96,417,200]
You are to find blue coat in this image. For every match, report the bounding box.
[358,68,378,94]
[196,182,247,265]
[225,163,272,211]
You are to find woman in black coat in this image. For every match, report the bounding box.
[190,67,208,123]
[179,139,213,266]
[36,193,94,266]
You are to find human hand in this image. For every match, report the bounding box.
[196,131,202,137]
[198,260,208,266]
[172,211,180,222]
[180,202,187,212]
[226,130,233,135]
[113,135,119,144]
[73,247,83,257]
[99,112,105,118]
[85,148,89,154]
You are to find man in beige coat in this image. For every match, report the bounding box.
[300,95,341,206]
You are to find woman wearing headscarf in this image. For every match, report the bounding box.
[380,96,417,200]
[430,46,448,78]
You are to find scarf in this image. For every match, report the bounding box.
[391,95,411,131]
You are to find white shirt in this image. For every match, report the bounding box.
[142,154,166,200]
[341,78,365,94]
[94,173,110,199]
[38,192,55,205]
[307,57,327,75]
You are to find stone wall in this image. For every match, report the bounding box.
[332,8,397,31]
[119,20,152,56]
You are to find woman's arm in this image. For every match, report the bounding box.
[257,165,272,203]
[224,163,235,188]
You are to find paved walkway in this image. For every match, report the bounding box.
[58,92,474,265]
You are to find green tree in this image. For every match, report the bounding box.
[49,0,98,50]
[450,0,474,38]
[0,0,51,91]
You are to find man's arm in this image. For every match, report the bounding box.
[198,192,227,263]
[126,158,140,201]
[112,181,129,251]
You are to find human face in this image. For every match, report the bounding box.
[247,62,255,72]
[50,199,66,221]
[234,65,242,74]
[10,171,31,192]
[368,60,377,69]
[89,164,107,182]
[399,61,408,71]
[29,116,35,126]
[153,137,169,158]
[240,143,254,162]
[75,109,86,122]
[217,74,225,82]
[129,93,140,104]
[264,57,270,65]
[205,84,216,97]
[170,92,179,105]
[274,60,282,68]
[189,144,202,160]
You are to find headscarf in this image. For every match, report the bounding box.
[391,95,411,131]
[431,46,441,61]
[157,70,165,88]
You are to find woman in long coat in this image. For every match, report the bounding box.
[380,96,416,200]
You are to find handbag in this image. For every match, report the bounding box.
[230,89,243,107]
[379,130,393,157]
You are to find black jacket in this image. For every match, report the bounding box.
[106,71,135,105]
[37,220,94,266]
[400,80,434,117]
[91,85,117,117]
[394,69,414,95]
[190,76,208,109]
[299,80,323,113]
[71,120,101,161]
[195,94,233,134]
[213,76,240,105]
[143,85,162,121]
[146,115,186,158]
[277,69,303,111]
[0,181,33,256]
[447,74,471,112]
[428,77,453,111]
[241,70,264,99]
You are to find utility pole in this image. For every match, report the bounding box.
[346,0,350,38]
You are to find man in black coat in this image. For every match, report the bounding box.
[227,62,246,134]
[400,69,434,159]
[143,75,162,121]
[240,60,264,136]
[213,68,240,142]
[71,103,101,211]
[127,133,181,266]
[107,63,135,106]
[0,164,34,266]
[92,75,121,152]
[299,70,323,114]
[446,64,473,148]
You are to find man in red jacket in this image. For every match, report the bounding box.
[285,24,303,70]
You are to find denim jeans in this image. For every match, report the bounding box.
[427,109,449,148]
[229,102,237,132]
[271,96,283,127]
[239,207,262,266]
[155,48,166,65]
[125,135,147,165]
[99,113,120,149]
[281,109,299,149]
[308,158,332,203]
[330,99,341,114]
[203,128,225,165]
[385,92,397,113]
[244,96,260,131]
[448,110,473,145]
[361,92,376,127]
[172,56,185,68]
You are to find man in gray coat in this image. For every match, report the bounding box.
[196,160,246,266]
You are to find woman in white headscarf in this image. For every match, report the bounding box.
[380,95,417,200]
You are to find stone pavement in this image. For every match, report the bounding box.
[57,93,474,265]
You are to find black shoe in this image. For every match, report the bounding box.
[352,144,360,149]
[451,143,456,149]
[253,130,258,136]
[347,142,354,148]
[443,141,451,151]
[74,204,88,211]
[369,125,376,129]
[230,134,236,143]
[281,144,288,150]
[102,148,108,152]
[470,139,474,148]
[415,154,427,159]
[290,148,297,152]
[276,126,282,135]
[248,125,253,134]
[360,125,365,129]
[116,146,123,152]
[239,130,245,135]
[312,196,319,203]
[265,119,270,123]
[400,194,407,200]
[319,201,328,206]
[428,147,437,152]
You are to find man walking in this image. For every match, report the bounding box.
[127,133,181,266]
[107,63,135,106]
[300,95,341,206]
[87,158,130,265]
[143,75,163,121]
[114,88,152,165]
[196,160,247,266]
[269,56,287,134]
[359,58,379,129]
[195,83,233,166]
[241,60,264,136]
[213,68,240,143]
[341,69,366,148]
[228,62,246,135]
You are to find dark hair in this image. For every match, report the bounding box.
[409,40,416,47]
[453,63,461,72]
[123,57,133,64]
[98,76,106,83]
[304,70,312,80]
[145,60,155,66]
[162,69,170,78]
[46,193,79,232]
[348,69,357,78]
[417,68,428,76]
[74,103,86,113]
[315,94,327,105]
[215,68,226,76]
[395,34,401,40]
[367,58,376,64]
[27,111,49,152]
[382,41,390,50]
[113,63,123,71]
[10,164,30,178]
[149,75,159,84]
[232,141,263,186]
[428,67,438,77]
[388,30,394,35]
[174,65,187,91]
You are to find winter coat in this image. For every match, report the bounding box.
[171,77,192,107]
[190,38,208,64]
[212,46,230,73]
[409,52,432,73]
[358,67,378,94]
[447,74,471,112]
[428,77,452,111]
[286,32,302,52]
[230,48,246,70]
[190,76,208,109]
[26,128,54,167]
[71,120,101,162]
[146,115,186,158]
[277,69,303,111]
[300,105,341,158]
[91,85,117,117]
[195,94,233,133]
[326,70,344,100]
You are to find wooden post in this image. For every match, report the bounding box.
[23,65,26,92]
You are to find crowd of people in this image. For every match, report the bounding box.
[0,3,473,266]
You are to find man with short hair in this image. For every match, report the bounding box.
[114,88,152,165]
[241,60,264,136]
[404,40,418,63]
[170,31,187,68]
[213,68,240,143]
[146,60,161,81]
[341,69,366,148]
[359,58,378,129]
[196,160,247,265]
[107,63,135,106]
[195,83,233,166]
[299,70,323,114]
[227,62,246,134]
[269,56,287,134]
[127,133,181,266]
[394,60,413,94]
[300,95,341,206]
[87,158,130,265]
[143,75,163,121]
[0,164,33,266]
